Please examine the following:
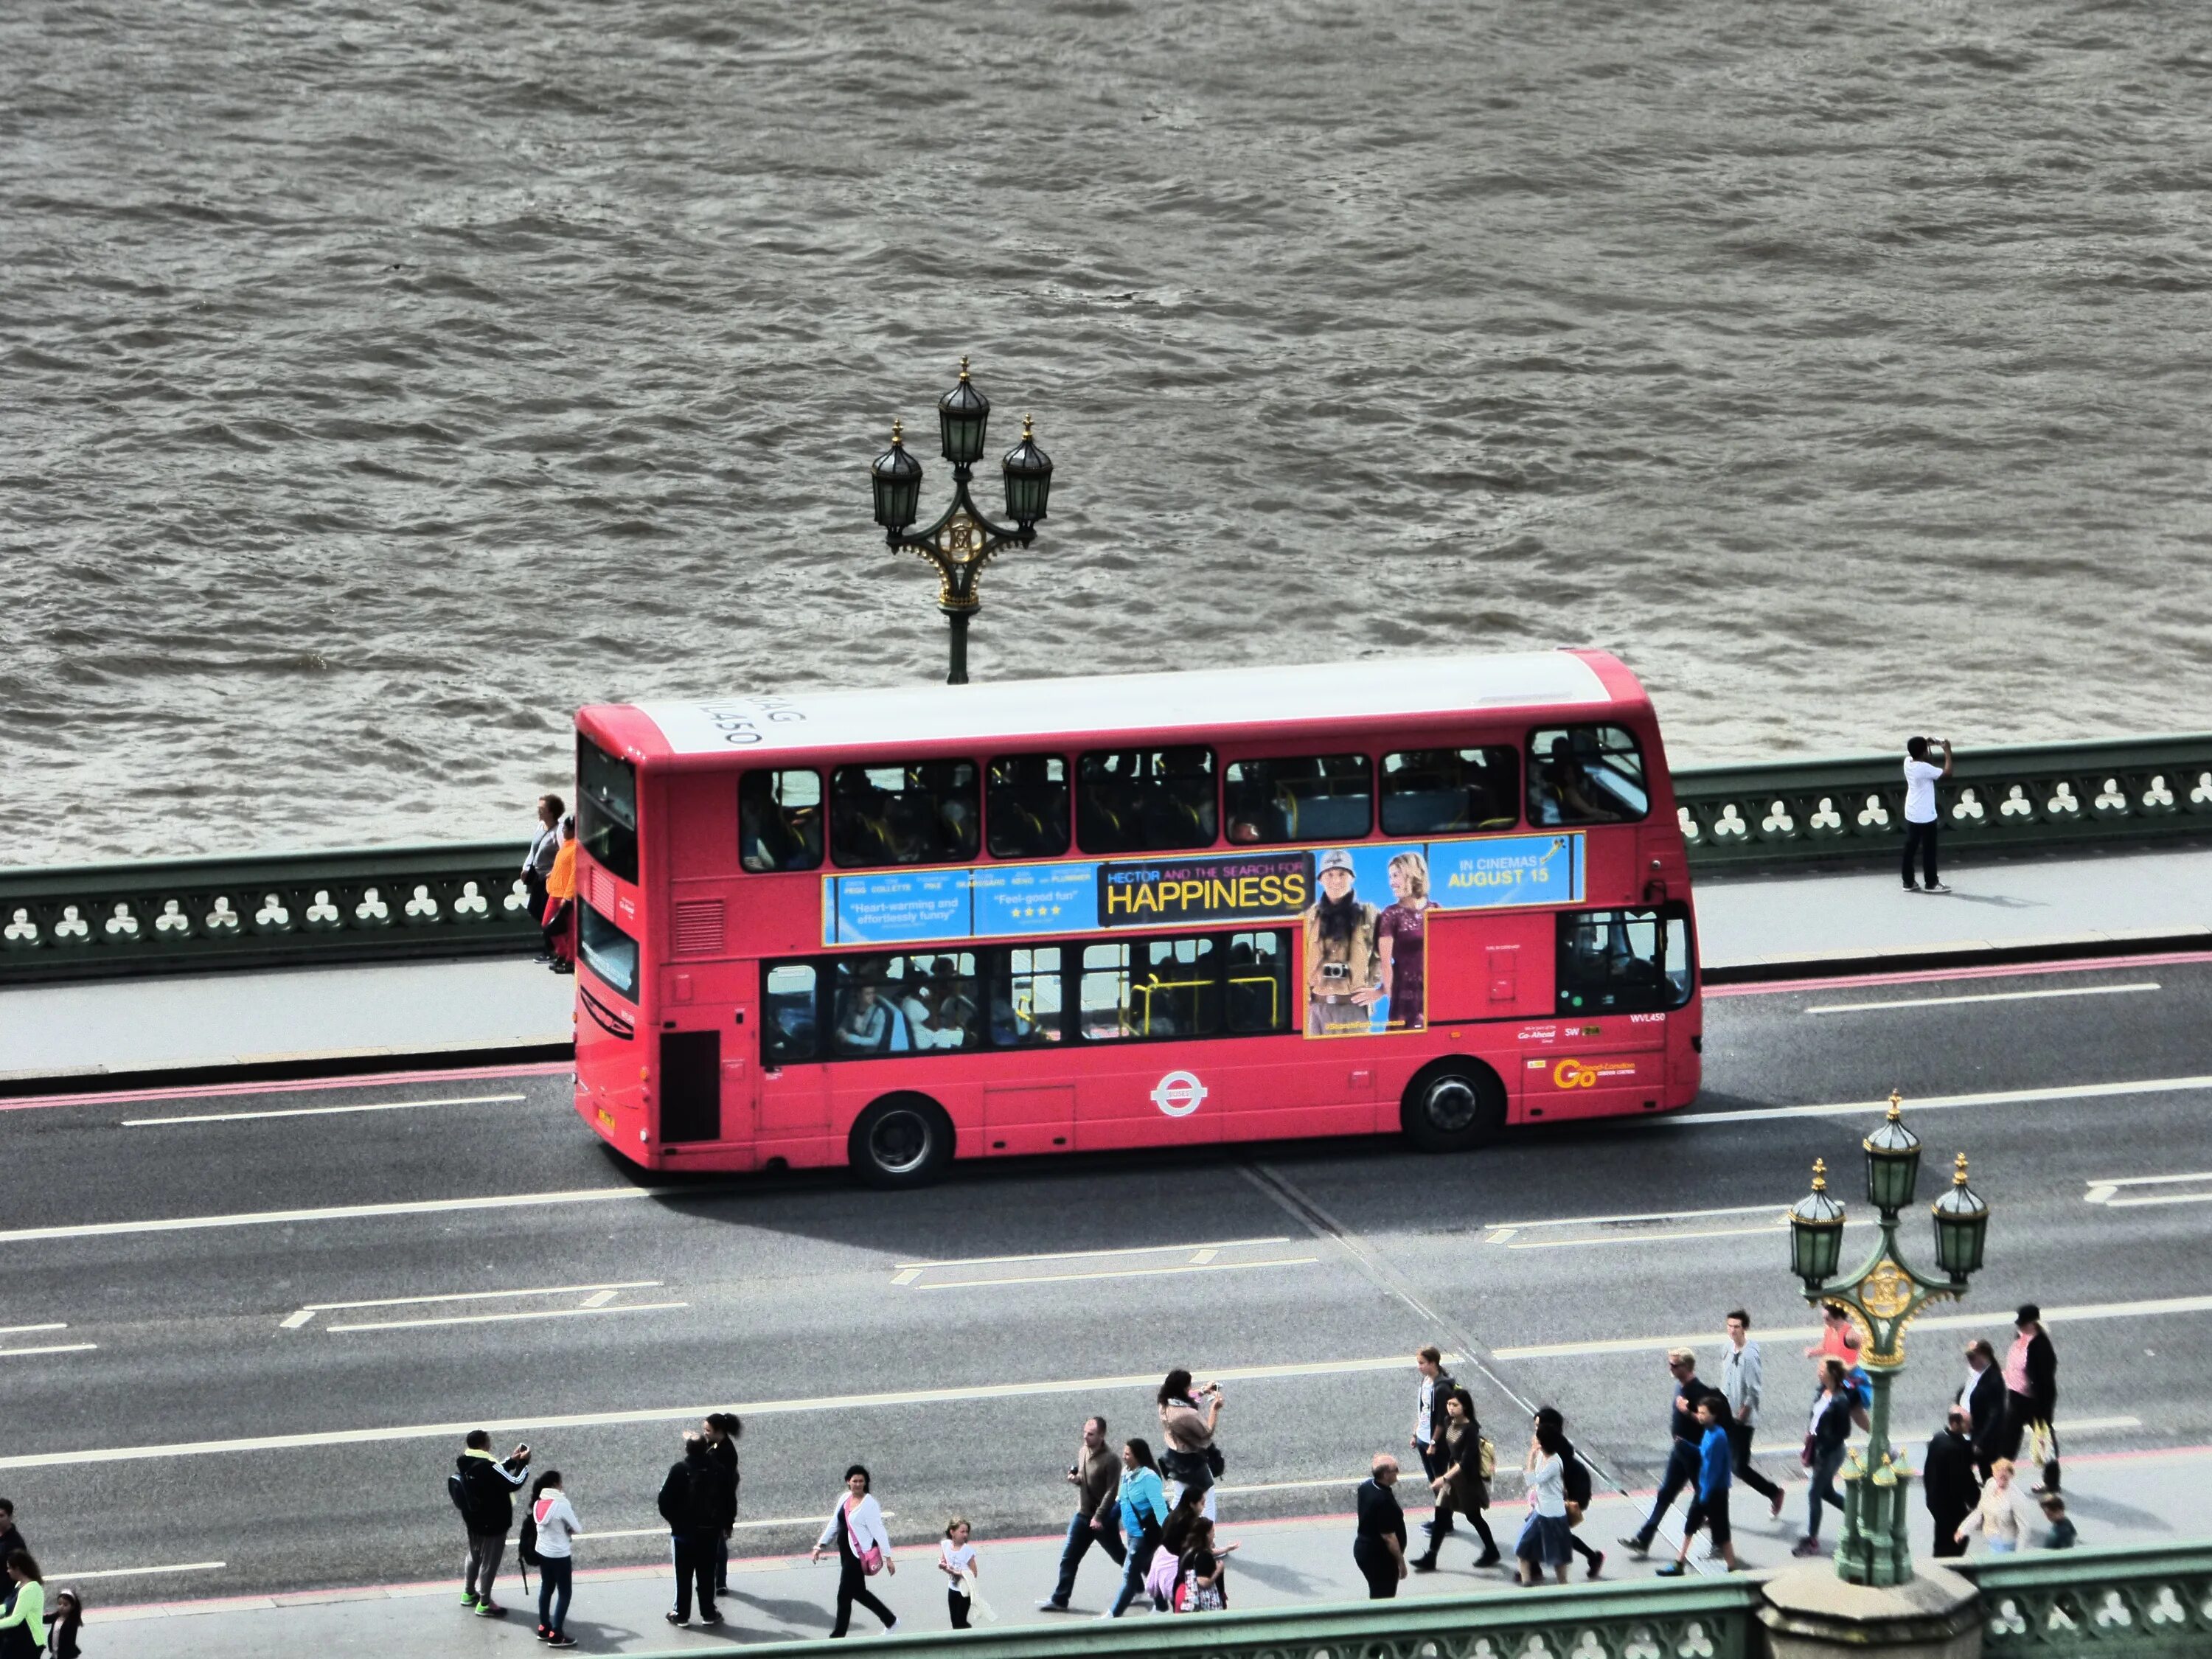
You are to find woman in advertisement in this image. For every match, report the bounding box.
[1373,850,1430,1032]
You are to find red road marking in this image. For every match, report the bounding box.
[1709,948,2212,998]
[0,1060,571,1113]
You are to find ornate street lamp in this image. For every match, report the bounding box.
[1785,1091,1993,1587]
[868,358,1055,685]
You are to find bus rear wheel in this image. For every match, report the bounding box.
[1400,1061,1506,1154]
[849,1093,955,1190]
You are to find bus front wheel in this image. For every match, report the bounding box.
[849,1094,955,1189]
[1400,1062,1506,1154]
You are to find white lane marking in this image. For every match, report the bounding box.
[299,1280,662,1314]
[894,1237,1290,1270]
[1506,1218,1875,1251]
[325,1301,688,1335]
[1665,1074,2212,1128]
[2065,1416,2143,1434]
[1490,1199,1809,1231]
[0,1184,678,1246]
[0,1353,1450,1471]
[121,1093,527,1127]
[577,1514,894,1542]
[44,1560,225,1582]
[2084,1172,2212,1208]
[279,1310,315,1330]
[910,1257,1319,1291]
[1214,1476,1364,1495]
[0,1324,66,1336]
[582,1289,618,1308]
[1804,983,2160,1017]
[890,1267,924,1286]
[0,1343,97,1359]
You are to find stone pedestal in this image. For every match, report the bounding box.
[1759,1562,1981,1659]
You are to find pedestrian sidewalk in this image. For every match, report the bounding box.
[3,842,2208,1088]
[86,1446,2212,1656]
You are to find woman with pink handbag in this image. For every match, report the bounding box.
[811,1465,899,1638]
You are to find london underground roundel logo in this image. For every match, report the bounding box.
[1152,1070,1208,1118]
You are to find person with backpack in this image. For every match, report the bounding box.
[659,1432,724,1628]
[1535,1406,1604,1579]
[810,1464,899,1637]
[1411,1388,1498,1571]
[524,1472,580,1647]
[451,1431,530,1617]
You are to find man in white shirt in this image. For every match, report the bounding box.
[1719,1310,1784,1517]
[1901,737,1955,894]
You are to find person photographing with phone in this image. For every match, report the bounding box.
[452,1430,530,1618]
[1902,736,1956,894]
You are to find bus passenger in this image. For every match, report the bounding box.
[835,984,891,1054]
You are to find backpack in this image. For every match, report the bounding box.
[518,1512,542,1567]
[1562,1453,1593,1509]
[447,1471,470,1521]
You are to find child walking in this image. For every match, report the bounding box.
[937,1518,978,1629]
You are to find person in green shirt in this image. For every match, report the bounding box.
[0,1549,46,1657]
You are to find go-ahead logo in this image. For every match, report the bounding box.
[1553,1057,1637,1089]
[1152,1070,1208,1117]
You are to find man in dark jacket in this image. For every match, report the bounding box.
[0,1500,26,1563]
[2005,1305,2060,1492]
[1352,1455,1408,1599]
[1924,1405,1981,1558]
[1621,1349,1723,1556]
[659,1431,723,1627]
[1958,1340,2005,1479]
[455,1430,530,1616]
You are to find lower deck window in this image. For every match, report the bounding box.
[1556,905,1692,1013]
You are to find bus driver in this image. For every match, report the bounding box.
[1303,849,1382,1035]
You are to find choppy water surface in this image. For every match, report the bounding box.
[4,1,2209,865]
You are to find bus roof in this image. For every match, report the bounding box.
[623,650,1637,759]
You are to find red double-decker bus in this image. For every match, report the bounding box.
[570,651,1700,1186]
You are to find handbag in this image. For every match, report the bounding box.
[1565,1500,1585,1527]
[2025,1419,2056,1468]
[846,1507,884,1576]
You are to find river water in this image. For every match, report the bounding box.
[4,1,2208,866]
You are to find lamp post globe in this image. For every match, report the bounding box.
[1001,415,1053,528]
[1863,1089,1923,1214]
[1787,1158,1847,1289]
[1932,1152,1990,1282]
[870,420,924,531]
[937,355,991,467]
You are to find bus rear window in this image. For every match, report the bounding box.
[578,738,639,883]
[1528,726,1648,824]
[579,902,640,999]
[1077,748,1217,854]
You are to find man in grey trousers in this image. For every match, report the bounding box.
[1720,1311,1784,1516]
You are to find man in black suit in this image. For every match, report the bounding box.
[1924,1405,1981,1558]
[1958,1340,2004,1479]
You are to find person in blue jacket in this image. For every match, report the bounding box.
[1102,1439,1169,1618]
[1659,1397,1739,1574]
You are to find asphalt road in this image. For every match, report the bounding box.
[5,952,2211,1606]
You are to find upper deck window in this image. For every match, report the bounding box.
[1380,747,1518,836]
[1224,755,1371,844]
[740,769,824,872]
[577,737,639,883]
[1077,748,1217,855]
[830,761,980,868]
[1528,726,1648,825]
[987,755,1071,860]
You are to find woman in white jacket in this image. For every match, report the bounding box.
[811,1464,899,1637]
[530,1472,580,1649]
